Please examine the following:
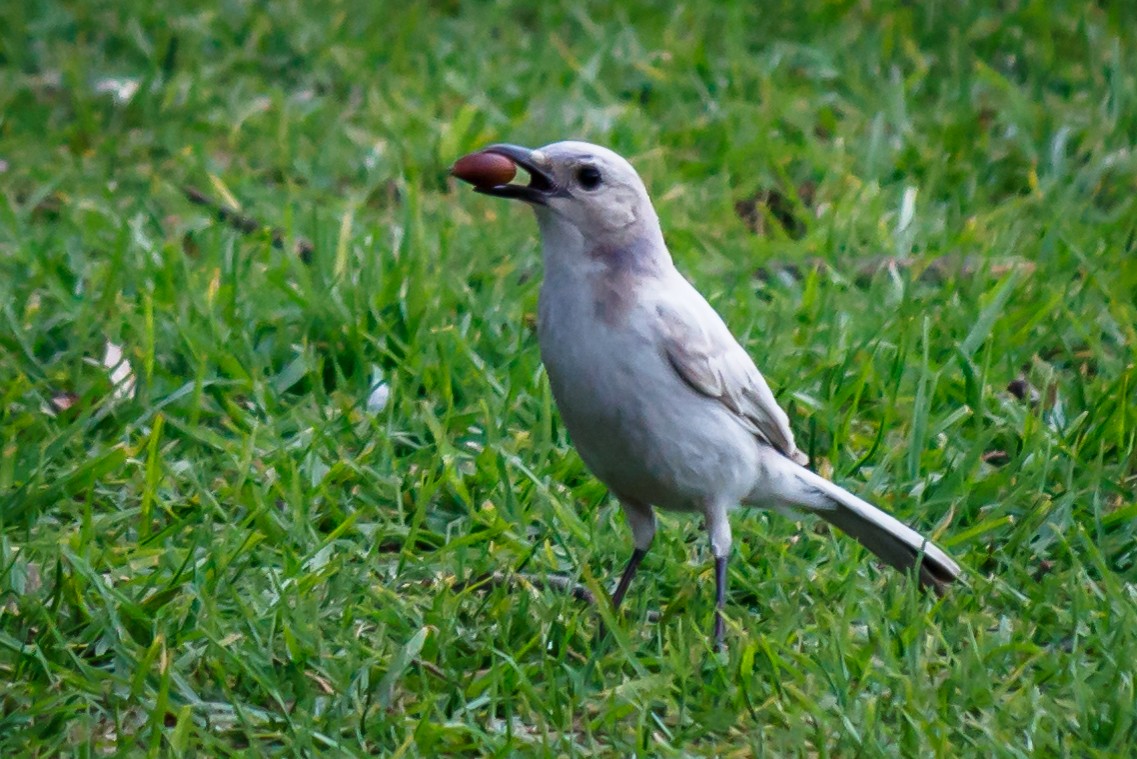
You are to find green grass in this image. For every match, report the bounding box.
[2,0,1136,754]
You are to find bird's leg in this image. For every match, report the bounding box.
[713,554,728,649]
[611,548,647,610]
[611,499,655,611]
[705,507,733,651]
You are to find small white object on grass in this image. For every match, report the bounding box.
[102,342,136,402]
[366,367,390,413]
[94,77,140,105]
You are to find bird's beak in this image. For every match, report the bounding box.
[476,144,558,205]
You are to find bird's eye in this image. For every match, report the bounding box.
[576,165,602,190]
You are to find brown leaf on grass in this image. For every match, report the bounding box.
[306,671,334,695]
[1033,559,1055,582]
[754,253,1036,286]
[45,392,79,415]
[734,186,810,239]
[982,450,1012,466]
[1007,377,1041,405]
[365,179,401,210]
[183,185,315,263]
[31,192,64,222]
[182,232,200,258]
[453,571,598,606]
[452,571,665,623]
[1006,359,1068,432]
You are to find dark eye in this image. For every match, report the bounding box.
[576,165,602,190]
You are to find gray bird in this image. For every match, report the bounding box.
[458,141,960,648]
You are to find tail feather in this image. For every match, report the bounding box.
[786,465,961,591]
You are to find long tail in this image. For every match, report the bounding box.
[761,461,961,591]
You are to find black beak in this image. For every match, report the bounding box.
[475,144,559,204]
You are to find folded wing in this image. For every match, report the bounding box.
[656,288,809,466]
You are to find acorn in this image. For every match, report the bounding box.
[451,151,517,188]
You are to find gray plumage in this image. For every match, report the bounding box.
[463,140,961,646]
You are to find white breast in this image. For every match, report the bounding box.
[537,269,762,512]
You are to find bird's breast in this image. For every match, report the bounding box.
[538,278,653,445]
[536,280,760,511]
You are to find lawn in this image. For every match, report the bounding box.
[2,0,1136,755]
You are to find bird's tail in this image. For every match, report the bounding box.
[762,462,961,590]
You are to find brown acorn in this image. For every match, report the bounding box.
[451,151,517,188]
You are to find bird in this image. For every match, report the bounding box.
[452,141,961,649]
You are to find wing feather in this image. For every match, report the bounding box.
[657,293,808,465]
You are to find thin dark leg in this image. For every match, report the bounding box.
[611,547,647,610]
[595,547,648,646]
[713,555,728,651]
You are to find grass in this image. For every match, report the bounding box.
[2,0,1136,754]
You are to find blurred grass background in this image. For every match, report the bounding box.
[2,0,1136,754]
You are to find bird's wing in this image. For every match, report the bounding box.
[656,284,808,465]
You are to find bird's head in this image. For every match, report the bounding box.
[472,141,660,245]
